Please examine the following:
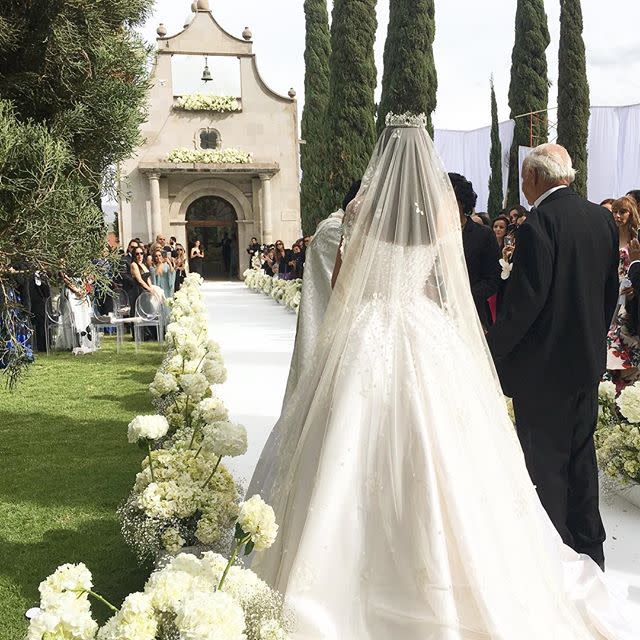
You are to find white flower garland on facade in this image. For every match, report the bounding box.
[174,93,241,112]
[167,148,252,164]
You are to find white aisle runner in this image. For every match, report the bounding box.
[203,280,640,623]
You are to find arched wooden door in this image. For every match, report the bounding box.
[186,196,239,279]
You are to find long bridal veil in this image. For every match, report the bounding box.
[248,117,631,639]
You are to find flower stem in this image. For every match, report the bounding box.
[194,444,203,459]
[217,535,250,591]
[147,441,156,483]
[70,589,119,613]
[202,456,223,489]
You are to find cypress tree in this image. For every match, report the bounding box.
[507,0,550,204]
[557,0,590,196]
[325,0,378,211]
[300,0,332,235]
[488,76,504,217]
[377,0,437,137]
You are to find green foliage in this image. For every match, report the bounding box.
[377,0,437,137]
[300,0,332,235]
[0,339,162,639]
[507,0,550,204]
[0,0,152,193]
[557,0,590,196]
[488,77,504,216]
[325,0,378,213]
[0,0,152,384]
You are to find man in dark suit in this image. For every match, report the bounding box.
[487,144,619,570]
[449,173,501,329]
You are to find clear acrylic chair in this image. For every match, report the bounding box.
[133,291,166,349]
[90,290,128,352]
[44,295,72,355]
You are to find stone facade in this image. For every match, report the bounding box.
[118,1,301,277]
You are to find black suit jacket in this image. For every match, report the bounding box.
[462,219,501,327]
[626,261,640,334]
[487,188,619,397]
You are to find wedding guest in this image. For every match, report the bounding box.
[606,196,640,386]
[492,215,511,250]
[626,189,640,208]
[150,249,176,299]
[220,232,233,277]
[507,204,528,226]
[262,247,276,277]
[190,240,205,276]
[28,271,50,352]
[600,198,615,211]
[449,173,501,329]
[487,143,619,569]
[274,240,291,279]
[246,237,261,269]
[174,245,188,292]
[130,246,154,313]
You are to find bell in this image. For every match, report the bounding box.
[201,57,212,83]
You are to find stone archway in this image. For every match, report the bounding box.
[186,196,240,280]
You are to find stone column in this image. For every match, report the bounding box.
[259,174,273,244]
[148,173,162,240]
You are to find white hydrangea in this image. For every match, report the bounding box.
[174,591,247,640]
[149,371,178,397]
[616,382,640,423]
[202,422,248,458]
[146,568,194,613]
[29,564,98,640]
[202,357,227,385]
[161,526,186,553]
[193,396,229,425]
[97,592,157,640]
[127,415,170,443]
[259,619,288,640]
[179,373,210,401]
[195,514,221,545]
[598,381,617,403]
[238,495,279,551]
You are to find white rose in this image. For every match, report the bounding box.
[128,415,170,443]
[174,591,246,640]
[202,422,248,458]
[237,495,278,551]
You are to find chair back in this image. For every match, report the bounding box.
[45,295,66,325]
[114,289,130,318]
[135,291,163,322]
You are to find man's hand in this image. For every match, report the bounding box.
[629,238,640,263]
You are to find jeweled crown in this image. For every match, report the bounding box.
[385,112,428,129]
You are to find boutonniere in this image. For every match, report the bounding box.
[499,259,513,281]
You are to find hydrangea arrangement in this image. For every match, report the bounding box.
[595,381,640,485]
[243,269,302,313]
[175,93,241,112]
[29,503,291,640]
[167,148,252,164]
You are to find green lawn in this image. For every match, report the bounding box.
[0,339,164,639]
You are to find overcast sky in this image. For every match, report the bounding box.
[142,1,640,131]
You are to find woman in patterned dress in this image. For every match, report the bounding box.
[606,195,640,388]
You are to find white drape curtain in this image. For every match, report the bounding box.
[434,104,640,211]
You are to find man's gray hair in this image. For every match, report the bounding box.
[522,143,577,184]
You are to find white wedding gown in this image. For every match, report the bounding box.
[248,122,633,639]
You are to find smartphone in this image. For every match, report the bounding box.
[504,236,514,248]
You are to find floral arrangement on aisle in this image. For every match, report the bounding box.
[119,274,246,559]
[243,269,302,313]
[167,148,252,164]
[595,381,640,486]
[174,93,241,112]
[27,497,292,640]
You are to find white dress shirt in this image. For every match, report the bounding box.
[534,185,568,209]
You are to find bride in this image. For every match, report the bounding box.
[247,114,632,639]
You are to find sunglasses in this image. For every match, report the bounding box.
[134,251,144,256]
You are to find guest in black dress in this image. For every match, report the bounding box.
[190,240,205,276]
[174,245,187,292]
